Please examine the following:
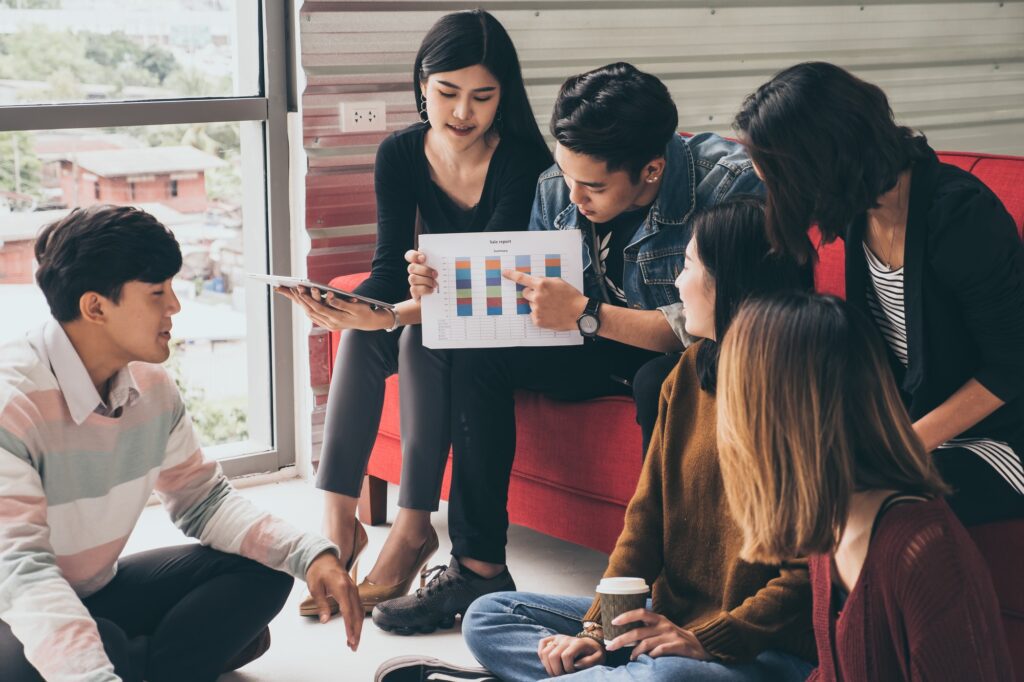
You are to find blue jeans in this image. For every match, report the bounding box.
[464,592,813,682]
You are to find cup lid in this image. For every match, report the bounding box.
[596,577,649,594]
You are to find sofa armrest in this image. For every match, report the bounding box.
[329,272,372,293]
[326,272,372,376]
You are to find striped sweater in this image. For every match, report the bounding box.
[0,321,336,682]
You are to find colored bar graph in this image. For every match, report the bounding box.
[485,257,502,315]
[456,258,473,317]
[453,253,564,319]
[515,254,532,315]
[545,254,562,278]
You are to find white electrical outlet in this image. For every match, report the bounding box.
[339,101,386,133]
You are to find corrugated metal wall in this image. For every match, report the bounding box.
[299,0,1024,452]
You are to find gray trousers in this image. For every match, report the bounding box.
[315,324,451,511]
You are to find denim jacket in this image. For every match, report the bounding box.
[528,133,763,340]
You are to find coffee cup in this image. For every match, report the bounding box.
[595,577,649,645]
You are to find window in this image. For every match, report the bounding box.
[0,1,260,106]
[0,1,296,477]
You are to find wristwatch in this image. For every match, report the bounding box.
[576,298,602,338]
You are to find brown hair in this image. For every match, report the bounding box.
[716,292,949,563]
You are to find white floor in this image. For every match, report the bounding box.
[125,478,607,681]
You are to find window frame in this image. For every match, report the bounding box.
[0,0,297,478]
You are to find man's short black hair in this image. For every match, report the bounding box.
[550,62,679,182]
[34,205,183,322]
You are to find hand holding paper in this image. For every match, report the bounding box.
[418,230,585,349]
[405,249,438,300]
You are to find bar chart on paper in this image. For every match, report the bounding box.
[419,230,584,349]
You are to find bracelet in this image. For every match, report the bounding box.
[576,622,604,646]
[576,629,604,646]
[383,307,401,332]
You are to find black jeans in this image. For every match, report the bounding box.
[447,338,674,564]
[934,447,1024,525]
[0,545,293,682]
[632,352,682,457]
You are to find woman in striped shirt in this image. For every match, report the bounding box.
[732,61,1024,525]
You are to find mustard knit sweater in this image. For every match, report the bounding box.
[582,345,816,663]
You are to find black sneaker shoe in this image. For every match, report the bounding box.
[371,557,515,635]
[374,656,497,681]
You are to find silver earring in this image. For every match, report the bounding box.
[419,94,428,118]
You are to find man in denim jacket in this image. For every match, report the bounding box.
[372,63,762,640]
[528,111,760,341]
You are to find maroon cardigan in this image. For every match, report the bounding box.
[808,498,1013,681]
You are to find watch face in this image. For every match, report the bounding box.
[578,314,600,335]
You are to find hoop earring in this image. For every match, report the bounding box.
[419,94,428,120]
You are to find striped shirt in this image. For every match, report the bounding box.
[863,244,909,366]
[0,321,337,682]
[864,242,1024,495]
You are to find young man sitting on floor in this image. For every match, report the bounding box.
[0,205,363,682]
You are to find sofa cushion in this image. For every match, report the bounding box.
[969,158,1024,237]
[513,392,642,506]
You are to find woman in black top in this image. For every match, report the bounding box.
[732,62,1024,525]
[280,10,551,618]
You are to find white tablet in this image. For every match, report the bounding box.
[248,274,395,310]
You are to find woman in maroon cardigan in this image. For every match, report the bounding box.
[716,292,1013,681]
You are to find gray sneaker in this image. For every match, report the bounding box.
[374,656,497,682]
[371,557,515,635]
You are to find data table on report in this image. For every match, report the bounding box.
[419,230,585,349]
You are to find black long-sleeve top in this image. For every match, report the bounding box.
[843,143,1024,453]
[354,122,552,304]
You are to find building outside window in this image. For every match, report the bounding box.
[0,0,296,476]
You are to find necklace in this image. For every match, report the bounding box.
[871,174,906,270]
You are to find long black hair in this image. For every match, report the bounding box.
[691,197,814,392]
[413,10,549,159]
[734,61,929,264]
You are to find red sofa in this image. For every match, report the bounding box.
[328,148,1024,678]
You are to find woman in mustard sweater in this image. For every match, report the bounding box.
[375,197,815,682]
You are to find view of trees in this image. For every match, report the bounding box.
[167,349,248,447]
[0,28,208,99]
[0,25,239,205]
[0,132,41,205]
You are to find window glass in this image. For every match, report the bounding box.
[0,121,268,456]
[0,0,258,105]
